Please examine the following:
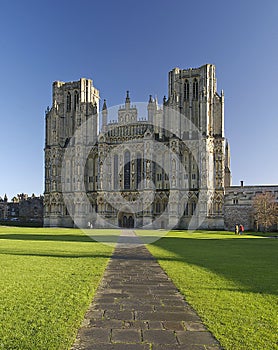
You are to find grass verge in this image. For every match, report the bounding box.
[146,230,278,350]
[0,226,114,350]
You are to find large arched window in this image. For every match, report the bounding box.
[193,79,198,100]
[124,150,131,189]
[66,92,71,112]
[184,79,189,100]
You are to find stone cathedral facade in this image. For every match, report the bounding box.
[44,64,231,229]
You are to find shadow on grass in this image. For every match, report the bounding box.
[0,251,112,259]
[0,251,158,261]
[0,234,119,243]
[1,232,277,296]
[149,236,278,296]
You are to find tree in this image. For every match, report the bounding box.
[253,192,278,232]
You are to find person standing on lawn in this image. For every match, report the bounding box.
[239,224,244,234]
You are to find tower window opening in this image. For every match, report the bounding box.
[74,91,79,111]
[193,78,198,100]
[66,92,71,112]
[184,79,189,100]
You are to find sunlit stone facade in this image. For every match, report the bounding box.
[44,64,231,229]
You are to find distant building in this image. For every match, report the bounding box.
[224,184,278,231]
[0,194,43,225]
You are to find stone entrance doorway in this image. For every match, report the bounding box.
[118,212,134,228]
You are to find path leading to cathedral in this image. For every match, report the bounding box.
[71,230,221,350]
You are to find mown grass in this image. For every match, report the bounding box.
[0,226,115,350]
[146,230,278,350]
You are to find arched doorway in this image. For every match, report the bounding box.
[128,215,134,228]
[118,212,134,228]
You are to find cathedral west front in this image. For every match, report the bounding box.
[44,64,232,229]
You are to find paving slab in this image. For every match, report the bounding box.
[71,230,222,350]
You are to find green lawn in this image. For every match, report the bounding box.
[1,227,277,350]
[0,226,114,350]
[146,230,278,350]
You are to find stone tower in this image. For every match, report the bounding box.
[164,64,230,228]
[44,78,99,227]
[43,65,231,229]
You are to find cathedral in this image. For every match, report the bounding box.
[44,64,232,229]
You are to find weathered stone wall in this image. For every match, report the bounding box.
[224,185,278,231]
[19,197,43,223]
[224,205,253,231]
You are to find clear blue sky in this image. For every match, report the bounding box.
[0,0,277,199]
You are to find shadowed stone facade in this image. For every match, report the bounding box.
[0,193,43,225]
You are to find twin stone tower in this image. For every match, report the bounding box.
[44,64,231,230]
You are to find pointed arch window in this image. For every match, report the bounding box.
[163,200,168,212]
[66,92,71,112]
[191,201,197,215]
[152,159,156,184]
[156,201,161,214]
[74,91,79,111]
[124,150,130,189]
[184,79,189,101]
[184,202,189,216]
[136,154,142,189]
[193,79,198,100]
[114,154,118,190]
[94,155,98,191]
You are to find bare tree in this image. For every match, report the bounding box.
[253,192,278,232]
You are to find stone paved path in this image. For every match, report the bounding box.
[71,230,222,350]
